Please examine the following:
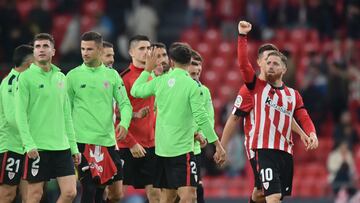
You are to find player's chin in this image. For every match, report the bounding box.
[265,73,281,83]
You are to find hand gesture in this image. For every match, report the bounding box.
[130,143,147,158]
[238,21,252,35]
[194,133,208,148]
[145,47,160,72]
[116,124,128,141]
[73,153,81,165]
[133,106,150,119]
[27,148,40,159]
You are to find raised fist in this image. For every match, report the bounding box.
[238,21,252,35]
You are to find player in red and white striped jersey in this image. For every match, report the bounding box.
[237,21,318,203]
[221,43,316,203]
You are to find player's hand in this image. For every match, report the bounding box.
[133,106,150,119]
[194,133,208,148]
[299,132,311,150]
[213,140,226,166]
[27,149,39,159]
[73,153,81,165]
[238,21,252,35]
[130,143,147,158]
[308,132,319,150]
[116,125,128,141]
[145,47,160,72]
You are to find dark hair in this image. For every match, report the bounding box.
[129,35,150,49]
[34,33,55,46]
[171,42,191,49]
[81,31,103,45]
[169,43,192,65]
[151,42,166,49]
[190,50,202,62]
[258,43,278,57]
[103,41,113,48]
[13,45,33,67]
[267,51,287,67]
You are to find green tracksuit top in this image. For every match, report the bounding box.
[131,67,218,157]
[0,69,23,154]
[194,84,215,155]
[15,63,79,154]
[66,63,132,146]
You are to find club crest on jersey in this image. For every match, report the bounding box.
[8,172,15,180]
[168,78,175,87]
[58,81,64,89]
[31,168,39,177]
[234,95,243,108]
[104,81,110,89]
[265,97,291,116]
[287,96,293,103]
[263,182,269,190]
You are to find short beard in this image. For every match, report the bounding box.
[265,72,282,84]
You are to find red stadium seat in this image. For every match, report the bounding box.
[204,28,221,45]
[180,28,201,48]
[225,70,242,88]
[195,42,214,63]
[275,29,289,43]
[290,29,307,45]
[217,41,236,61]
[52,14,73,49]
[16,0,34,21]
[210,56,230,73]
[80,15,96,34]
[82,0,105,16]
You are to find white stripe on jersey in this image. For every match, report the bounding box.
[287,88,297,154]
[268,93,279,149]
[279,89,288,150]
[248,110,255,159]
[257,85,271,149]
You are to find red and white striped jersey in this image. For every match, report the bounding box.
[237,35,316,155]
[231,85,255,159]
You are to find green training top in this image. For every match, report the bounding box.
[194,84,215,155]
[0,69,23,154]
[15,63,78,154]
[131,67,218,157]
[66,63,132,146]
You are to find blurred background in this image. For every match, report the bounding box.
[1,0,360,202]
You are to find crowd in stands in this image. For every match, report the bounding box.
[1,0,360,200]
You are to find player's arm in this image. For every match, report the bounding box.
[221,114,241,149]
[130,47,159,99]
[189,84,226,165]
[0,83,8,137]
[114,74,132,130]
[15,74,37,154]
[65,72,75,108]
[293,91,318,149]
[63,90,79,155]
[291,118,311,150]
[237,21,257,88]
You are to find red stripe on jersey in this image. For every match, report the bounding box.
[186,153,190,186]
[282,88,295,153]
[0,152,8,183]
[271,91,282,149]
[23,155,29,179]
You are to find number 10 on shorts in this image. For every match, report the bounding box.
[260,168,273,182]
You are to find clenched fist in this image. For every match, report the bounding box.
[238,21,252,35]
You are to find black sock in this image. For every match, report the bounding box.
[197,184,205,203]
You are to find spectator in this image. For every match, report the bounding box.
[327,142,357,196]
[333,111,359,150]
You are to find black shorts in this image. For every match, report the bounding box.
[119,147,156,189]
[77,144,123,185]
[23,149,75,183]
[194,153,202,184]
[256,149,293,199]
[249,157,262,189]
[154,152,197,189]
[0,151,25,185]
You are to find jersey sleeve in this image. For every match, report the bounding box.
[293,90,316,135]
[63,90,79,155]
[66,72,75,108]
[15,74,37,152]
[232,85,253,117]
[237,35,257,90]
[189,84,218,143]
[130,71,157,98]
[113,72,133,130]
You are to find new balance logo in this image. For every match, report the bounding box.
[80,84,86,88]
[39,84,44,88]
